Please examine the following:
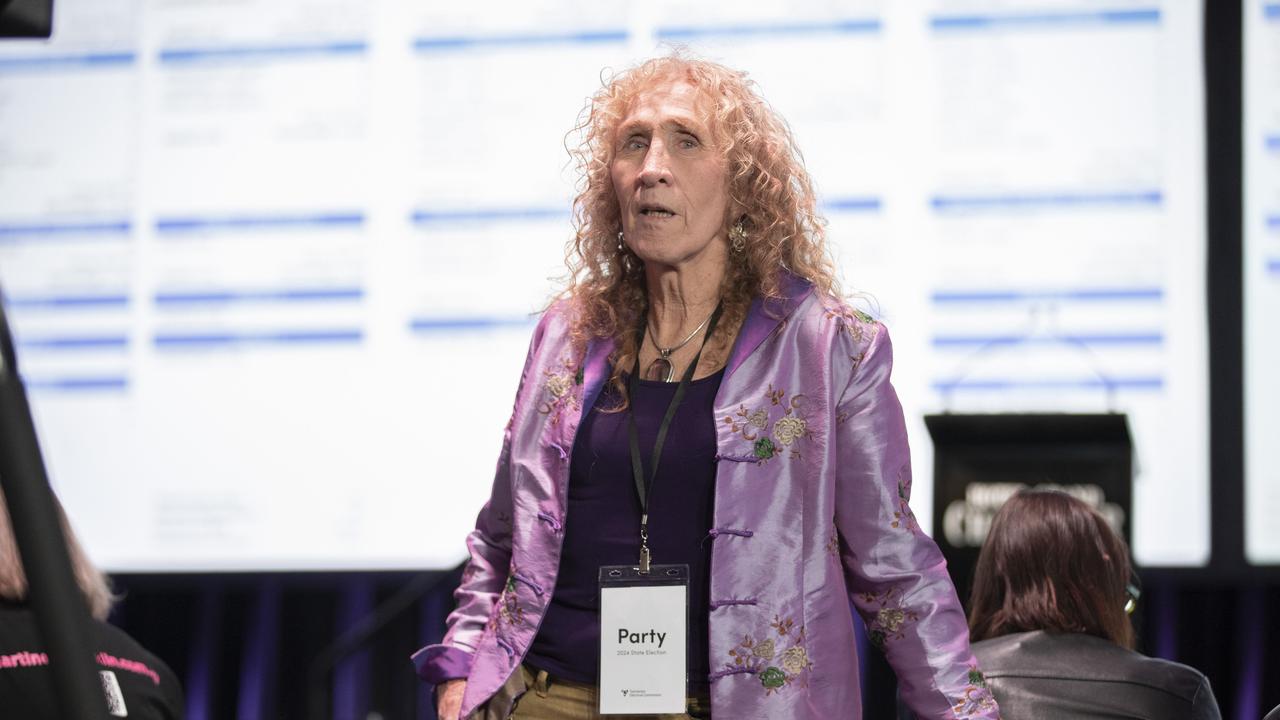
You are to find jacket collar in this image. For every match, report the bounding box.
[723,271,813,378]
[579,333,615,421]
[577,272,814,415]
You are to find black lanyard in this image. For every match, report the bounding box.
[627,303,723,574]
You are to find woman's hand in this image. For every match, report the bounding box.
[436,679,466,720]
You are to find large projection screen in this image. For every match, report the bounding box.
[1246,0,1279,565]
[0,0,1207,571]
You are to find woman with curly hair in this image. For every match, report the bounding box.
[414,54,998,720]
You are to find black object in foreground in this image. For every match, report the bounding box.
[0,290,108,718]
[0,0,53,38]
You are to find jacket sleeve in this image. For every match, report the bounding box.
[411,311,550,686]
[832,321,1001,719]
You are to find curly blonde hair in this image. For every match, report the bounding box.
[560,53,840,405]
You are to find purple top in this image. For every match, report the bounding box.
[524,368,725,688]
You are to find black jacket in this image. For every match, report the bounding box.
[970,630,1220,720]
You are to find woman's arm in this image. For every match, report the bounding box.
[411,311,552,689]
[412,434,519,684]
[832,320,1001,719]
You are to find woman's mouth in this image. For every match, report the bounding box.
[638,203,676,218]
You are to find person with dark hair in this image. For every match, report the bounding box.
[967,489,1220,719]
[414,54,999,720]
[0,488,185,719]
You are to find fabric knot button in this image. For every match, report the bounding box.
[709,597,759,610]
[536,512,563,532]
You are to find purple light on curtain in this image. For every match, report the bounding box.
[237,581,281,720]
[1234,588,1263,720]
[334,577,375,720]
[419,582,451,720]
[1149,581,1178,661]
[184,587,222,720]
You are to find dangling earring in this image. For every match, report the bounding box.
[729,220,748,253]
[617,230,625,252]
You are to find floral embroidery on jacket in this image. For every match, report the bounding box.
[825,525,840,556]
[823,303,876,372]
[890,464,921,534]
[773,416,806,446]
[860,589,920,649]
[951,665,998,717]
[725,616,813,695]
[538,357,581,425]
[487,574,526,631]
[487,564,530,631]
[721,385,809,463]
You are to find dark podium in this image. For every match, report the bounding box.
[924,413,1133,606]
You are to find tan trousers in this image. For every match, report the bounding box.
[481,664,710,720]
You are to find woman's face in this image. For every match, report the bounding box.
[610,80,731,273]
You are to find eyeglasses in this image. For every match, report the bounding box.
[1124,571,1142,615]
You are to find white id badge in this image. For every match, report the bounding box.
[598,564,689,715]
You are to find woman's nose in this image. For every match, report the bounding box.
[638,142,672,186]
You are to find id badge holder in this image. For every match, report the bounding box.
[597,564,689,715]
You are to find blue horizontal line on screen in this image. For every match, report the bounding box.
[3,294,130,309]
[931,288,1163,303]
[931,191,1161,212]
[157,42,368,64]
[153,330,363,348]
[1268,214,1280,231]
[930,8,1159,31]
[154,287,363,305]
[410,316,536,332]
[155,212,365,234]
[23,376,129,392]
[413,30,627,52]
[0,220,131,239]
[931,333,1162,348]
[410,207,568,224]
[822,197,882,213]
[932,377,1163,392]
[0,52,136,72]
[656,19,881,40]
[1267,4,1280,21]
[1269,258,1280,275]
[17,335,129,351]
[1266,135,1280,151]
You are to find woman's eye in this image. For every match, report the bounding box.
[679,137,698,149]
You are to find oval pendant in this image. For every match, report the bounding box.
[645,357,674,382]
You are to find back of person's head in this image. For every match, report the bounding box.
[0,486,115,620]
[968,489,1135,649]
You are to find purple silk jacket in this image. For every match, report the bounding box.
[413,276,1001,719]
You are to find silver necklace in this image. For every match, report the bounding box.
[645,307,716,382]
